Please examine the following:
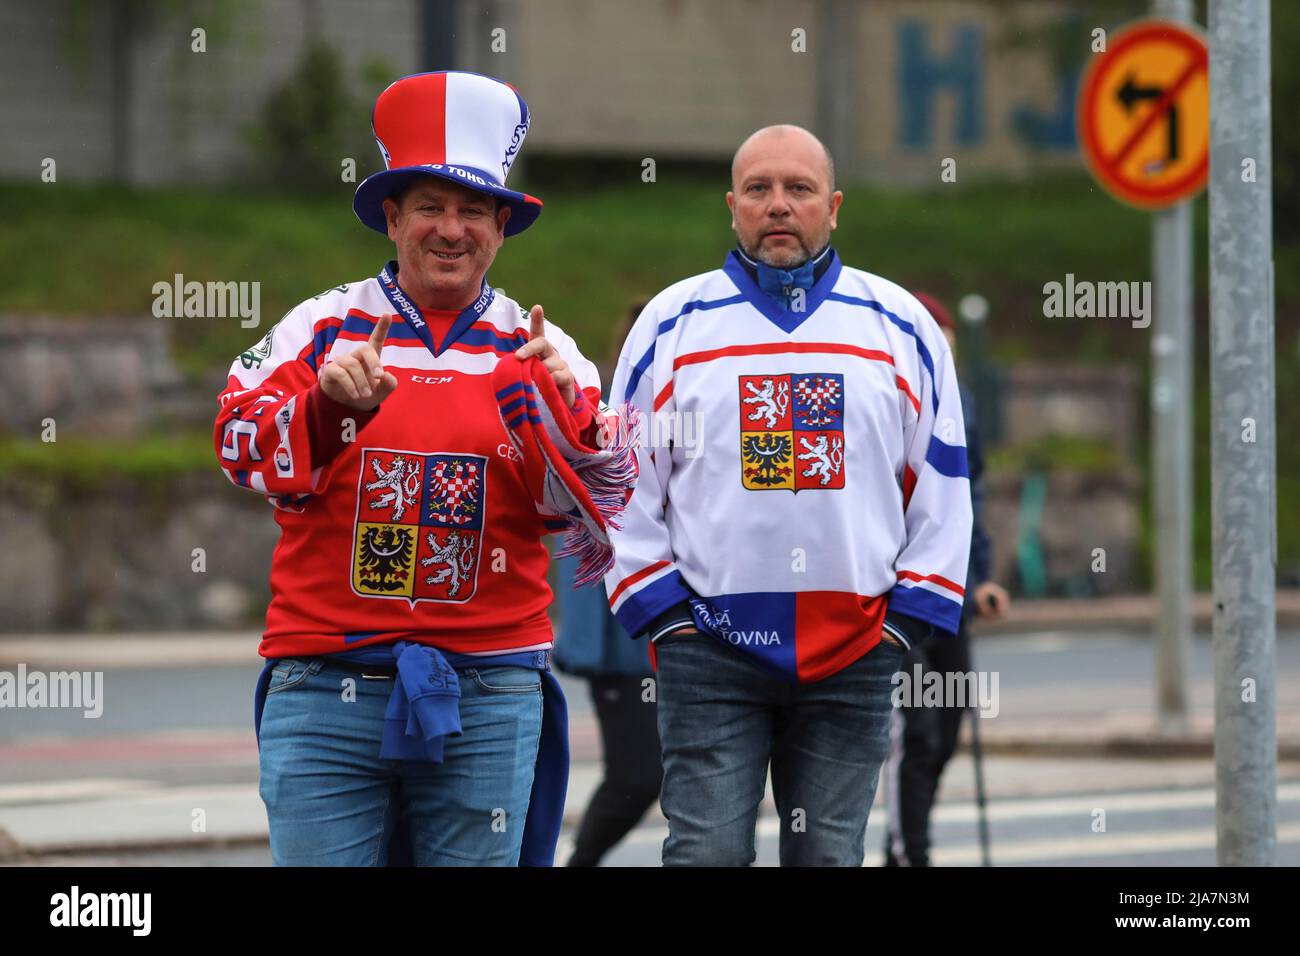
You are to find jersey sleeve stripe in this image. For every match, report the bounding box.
[896,375,921,414]
[901,464,918,508]
[896,569,966,597]
[925,436,970,478]
[608,559,671,606]
[610,568,693,638]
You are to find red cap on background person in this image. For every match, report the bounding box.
[911,290,954,332]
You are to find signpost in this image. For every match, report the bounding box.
[1078,13,1207,733]
[1078,18,1209,209]
[1078,6,1278,864]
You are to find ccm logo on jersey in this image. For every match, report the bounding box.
[411,375,454,385]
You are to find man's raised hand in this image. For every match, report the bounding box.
[515,304,577,407]
[319,313,400,411]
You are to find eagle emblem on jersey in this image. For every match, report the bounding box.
[352,449,488,604]
[739,373,845,492]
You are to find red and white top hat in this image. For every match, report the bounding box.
[353,71,543,237]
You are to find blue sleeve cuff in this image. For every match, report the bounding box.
[887,586,963,639]
[611,569,692,639]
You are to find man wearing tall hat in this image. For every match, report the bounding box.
[214,72,634,866]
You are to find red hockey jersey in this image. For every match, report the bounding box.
[215,262,604,659]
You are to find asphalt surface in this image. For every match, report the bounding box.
[3,629,1299,866]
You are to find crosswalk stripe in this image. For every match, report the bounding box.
[930,821,1300,866]
[609,782,1300,859]
[0,778,161,807]
[927,780,1300,824]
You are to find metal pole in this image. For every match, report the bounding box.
[1150,0,1194,733]
[1209,0,1277,866]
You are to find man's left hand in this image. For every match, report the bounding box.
[515,304,576,407]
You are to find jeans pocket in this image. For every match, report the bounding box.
[466,666,541,695]
[266,658,317,695]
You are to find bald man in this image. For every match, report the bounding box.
[605,126,972,866]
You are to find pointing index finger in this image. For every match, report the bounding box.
[529,304,546,341]
[368,313,393,356]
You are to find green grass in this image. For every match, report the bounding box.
[0,434,214,486]
[7,173,1295,374]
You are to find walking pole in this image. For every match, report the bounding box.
[967,704,992,866]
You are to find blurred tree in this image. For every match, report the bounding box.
[254,36,359,191]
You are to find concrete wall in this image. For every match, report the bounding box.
[0,461,1138,633]
[0,0,420,186]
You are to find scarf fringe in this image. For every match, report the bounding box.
[556,402,641,587]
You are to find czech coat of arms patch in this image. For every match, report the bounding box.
[351,449,488,604]
[739,373,845,492]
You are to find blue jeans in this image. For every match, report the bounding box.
[654,632,903,866]
[258,657,542,866]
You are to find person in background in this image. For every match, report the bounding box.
[881,290,1011,867]
[553,301,664,867]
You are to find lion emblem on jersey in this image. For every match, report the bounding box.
[738,373,845,492]
[352,449,488,604]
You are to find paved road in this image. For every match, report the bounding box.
[3,629,1298,866]
[13,760,1300,867]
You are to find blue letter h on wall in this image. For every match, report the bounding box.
[898,19,983,149]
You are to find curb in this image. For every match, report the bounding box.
[0,830,269,864]
[972,590,1300,636]
[972,736,1300,762]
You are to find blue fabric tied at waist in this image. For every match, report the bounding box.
[377,641,463,762]
[252,640,569,867]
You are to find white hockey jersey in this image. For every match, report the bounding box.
[604,249,972,682]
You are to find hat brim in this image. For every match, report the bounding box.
[352,166,543,237]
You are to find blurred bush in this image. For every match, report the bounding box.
[248,36,396,191]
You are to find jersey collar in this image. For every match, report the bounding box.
[722,246,842,333]
[376,260,496,357]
